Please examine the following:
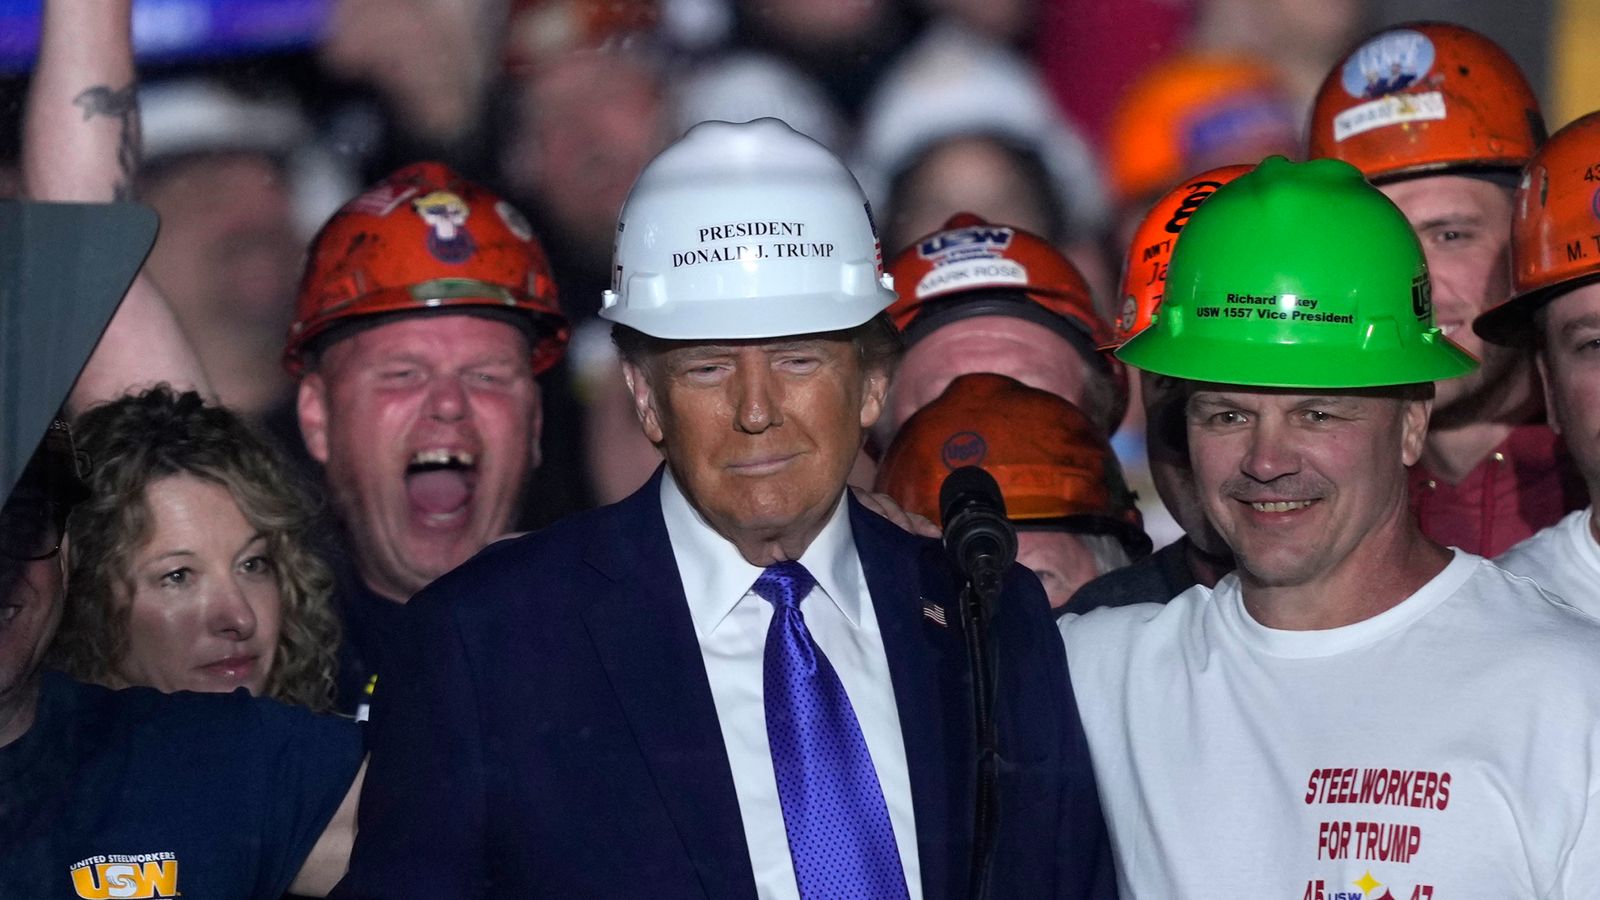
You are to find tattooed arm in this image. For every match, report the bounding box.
[23,0,140,202]
[23,0,213,413]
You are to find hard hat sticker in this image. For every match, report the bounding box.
[347,183,419,218]
[940,431,987,469]
[1116,296,1139,335]
[1341,29,1436,100]
[1181,100,1296,166]
[863,203,883,272]
[915,257,1028,298]
[1194,292,1354,325]
[495,200,534,242]
[912,223,1023,297]
[669,220,834,267]
[1412,277,1433,320]
[918,224,1015,261]
[1165,181,1228,233]
[413,191,477,263]
[1333,92,1447,142]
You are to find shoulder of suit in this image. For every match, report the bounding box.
[848,493,941,557]
[415,501,631,606]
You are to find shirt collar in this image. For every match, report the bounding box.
[660,469,861,638]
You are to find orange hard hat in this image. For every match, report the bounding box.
[1474,110,1600,345]
[885,212,1126,427]
[285,161,569,376]
[1107,53,1298,207]
[875,373,1151,558]
[1109,164,1252,349]
[1307,22,1545,183]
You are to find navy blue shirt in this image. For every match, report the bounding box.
[1065,535,1209,615]
[332,564,407,718]
[0,673,363,899]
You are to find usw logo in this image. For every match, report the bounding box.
[69,854,179,899]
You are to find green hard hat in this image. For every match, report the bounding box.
[1115,156,1478,388]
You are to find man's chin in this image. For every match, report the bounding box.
[1231,543,1321,588]
[404,534,482,582]
[357,531,483,600]
[1428,382,1473,423]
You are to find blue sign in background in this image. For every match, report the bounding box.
[0,0,332,72]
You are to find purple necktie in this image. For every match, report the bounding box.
[754,561,910,900]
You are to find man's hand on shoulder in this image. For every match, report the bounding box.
[851,487,940,538]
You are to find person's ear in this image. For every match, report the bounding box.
[1399,395,1432,467]
[621,360,665,445]
[297,374,332,464]
[858,365,889,430]
[527,381,544,469]
[1536,352,1562,436]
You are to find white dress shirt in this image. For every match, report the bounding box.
[660,471,924,900]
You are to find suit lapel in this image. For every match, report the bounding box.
[581,473,756,900]
[850,496,974,900]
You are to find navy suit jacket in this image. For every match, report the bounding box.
[335,472,1113,899]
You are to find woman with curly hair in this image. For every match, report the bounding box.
[51,386,340,711]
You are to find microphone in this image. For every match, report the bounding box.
[939,466,1018,601]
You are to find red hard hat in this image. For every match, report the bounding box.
[1474,110,1600,345]
[1307,22,1545,183]
[887,213,1108,343]
[1109,165,1252,349]
[285,161,569,376]
[875,373,1150,559]
[885,213,1126,427]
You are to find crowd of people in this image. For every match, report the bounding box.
[3,0,1598,896]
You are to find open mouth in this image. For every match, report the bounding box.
[1247,499,1319,512]
[405,449,478,524]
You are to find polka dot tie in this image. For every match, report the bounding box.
[754,561,910,900]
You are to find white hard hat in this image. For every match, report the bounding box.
[853,25,1110,243]
[673,53,845,153]
[139,77,358,240]
[600,117,896,340]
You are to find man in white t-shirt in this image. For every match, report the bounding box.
[1474,112,1600,611]
[1062,156,1600,899]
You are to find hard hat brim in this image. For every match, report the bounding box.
[1116,326,1478,388]
[1474,272,1600,347]
[599,286,897,341]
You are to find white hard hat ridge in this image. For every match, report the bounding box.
[601,117,897,340]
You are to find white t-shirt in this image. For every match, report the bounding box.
[1061,551,1600,899]
[1495,505,1600,615]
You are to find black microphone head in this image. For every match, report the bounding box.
[939,465,1018,601]
[939,465,1007,528]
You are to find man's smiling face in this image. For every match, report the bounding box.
[625,334,886,564]
[1186,384,1429,588]
[1381,175,1517,419]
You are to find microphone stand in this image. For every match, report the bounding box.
[963,564,1002,900]
[939,465,1015,900]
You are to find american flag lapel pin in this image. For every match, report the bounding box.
[921,597,947,627]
